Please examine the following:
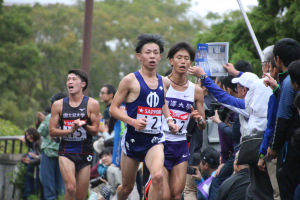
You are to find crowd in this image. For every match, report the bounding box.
[17,34,300,200]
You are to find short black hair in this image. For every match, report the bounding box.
[167,41,195,62]
[51,92,68,105]
[99,147,113,158]
[216,76,225,88]
[223,75,237,93]
[25,127,40,146]
[234,60,253,72]
[273,38,300,68]
[69,69,88,91]
[164,68,173,76]
[135,33,164,54]
[294,93,300,110]
[288,60,300,87]
[103,84,116,97]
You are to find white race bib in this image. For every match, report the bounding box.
[62,119,87,141]
[136,106,162,134]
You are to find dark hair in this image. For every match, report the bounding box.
[135,34,164,54]
[234,60,253,72]
[273,38,300,68]
[201,160,219,170]
[216,76,225,88]
[294,93,300,110]
[103,84,116,97]
[270,55,277,69]
[25,127,41,146]
[99,147,113,158]
[167,41,195,62]
[104,138,114,148]
[165,68,173,76]
[223,75,237,93]
[288,60,300,87]
[51,92,68,105]
[68,69,89,91]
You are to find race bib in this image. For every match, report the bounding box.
[169,110,190,135]
[62,119,87,141]
[136,106,162,134]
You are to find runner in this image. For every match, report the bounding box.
[49,69,100,200]
[109,33,179,200]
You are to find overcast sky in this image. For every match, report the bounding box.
[4,0,258,17]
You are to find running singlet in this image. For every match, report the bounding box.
[124,71,165,135]
[58,96,93,154]
[162,81,195,141]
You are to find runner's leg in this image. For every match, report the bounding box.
[59,156,76,200]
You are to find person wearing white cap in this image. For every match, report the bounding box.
[188,64,274,200]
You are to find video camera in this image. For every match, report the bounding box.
[205,101,232,122]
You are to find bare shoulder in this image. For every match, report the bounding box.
[52,99,63,113]
[121,73,136,85]
[162,76,171,89]
[88,97,100,107]
[194,84,204,100]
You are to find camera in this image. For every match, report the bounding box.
[187,166,196,175]
[90,176,105,188]
[205,101,232,122]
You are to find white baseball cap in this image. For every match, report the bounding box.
[232,72,259,88]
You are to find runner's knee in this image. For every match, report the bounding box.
[151,170,163,186]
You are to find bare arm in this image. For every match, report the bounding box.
[49,100,77,137]
[85,98,100,136]
[109,75,147,131]
[193,85,206,130]
[162,77,179,133]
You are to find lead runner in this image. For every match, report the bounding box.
[109,33,179,200]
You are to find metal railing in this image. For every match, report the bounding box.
[0,136,28,155]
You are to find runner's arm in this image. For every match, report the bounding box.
[194,85,206,130]
[85,98,100,136]
[49,100,77,137]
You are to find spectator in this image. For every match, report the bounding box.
[266,38,300,199]
[38,92,67,200]
[261,45,274,75]
[191,147,220,200]
[21,127,43,200]
[257,56,280,200]
[217,151,250,200]
[99,84,116,124]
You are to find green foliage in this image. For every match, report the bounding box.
[6,163,27,193]
[0,118,23,136]
[195,0,300,77]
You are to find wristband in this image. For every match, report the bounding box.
[82,123,87,128]
[259,154,265,158]
[131,119,135,126]
[196,116,203,124]
[166,117,173,123]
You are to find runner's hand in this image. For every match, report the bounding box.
[71,119,80,133]
[257,158,266,171]
[191,106,203,123]
[167,120,179,134]
[263,73,278,90]
[133,118,148,131]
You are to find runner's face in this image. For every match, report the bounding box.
[67,73,84,94]
[101,154,112,166]
[137,43,162,70]
[170,50,192,74]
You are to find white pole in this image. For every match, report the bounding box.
[237,0,264,62]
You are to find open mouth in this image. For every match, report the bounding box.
[179,66,186,69]
[149,61,156,65]
[68,86,74,90]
